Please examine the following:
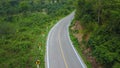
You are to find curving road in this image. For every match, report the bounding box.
[46,12,87,68]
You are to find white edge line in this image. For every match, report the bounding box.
[46,21,59,68]
[67,12,87,68]
[46,15,67,68]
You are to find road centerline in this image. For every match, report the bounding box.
[46,12,87,68]
[58,28,69,68]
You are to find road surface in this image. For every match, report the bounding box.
[46,12,87,68]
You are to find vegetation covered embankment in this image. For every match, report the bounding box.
[70,0,120,68]
[0,0,75,68]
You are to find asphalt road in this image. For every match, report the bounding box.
[46,12,87,68]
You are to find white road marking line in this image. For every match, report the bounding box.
[67,12,87,68]
[46,18,64,68]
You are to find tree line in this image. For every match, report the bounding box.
[0,0,73,15]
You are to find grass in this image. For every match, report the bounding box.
[0,9,74,68]
[0,12,50,68]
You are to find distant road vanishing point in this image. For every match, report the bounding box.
[46,12,87,68]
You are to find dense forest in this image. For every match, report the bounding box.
[71,0,120,68]
[0,0,74,68]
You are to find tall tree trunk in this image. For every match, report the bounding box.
[98,0,102,25]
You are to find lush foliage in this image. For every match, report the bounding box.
[75,0,120,68]
[0,0,74,68]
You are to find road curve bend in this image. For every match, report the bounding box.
[46,12,87,68]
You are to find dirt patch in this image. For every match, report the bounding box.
[71,21,83,30]
[71,21,102,68]
[71,21,83,43]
